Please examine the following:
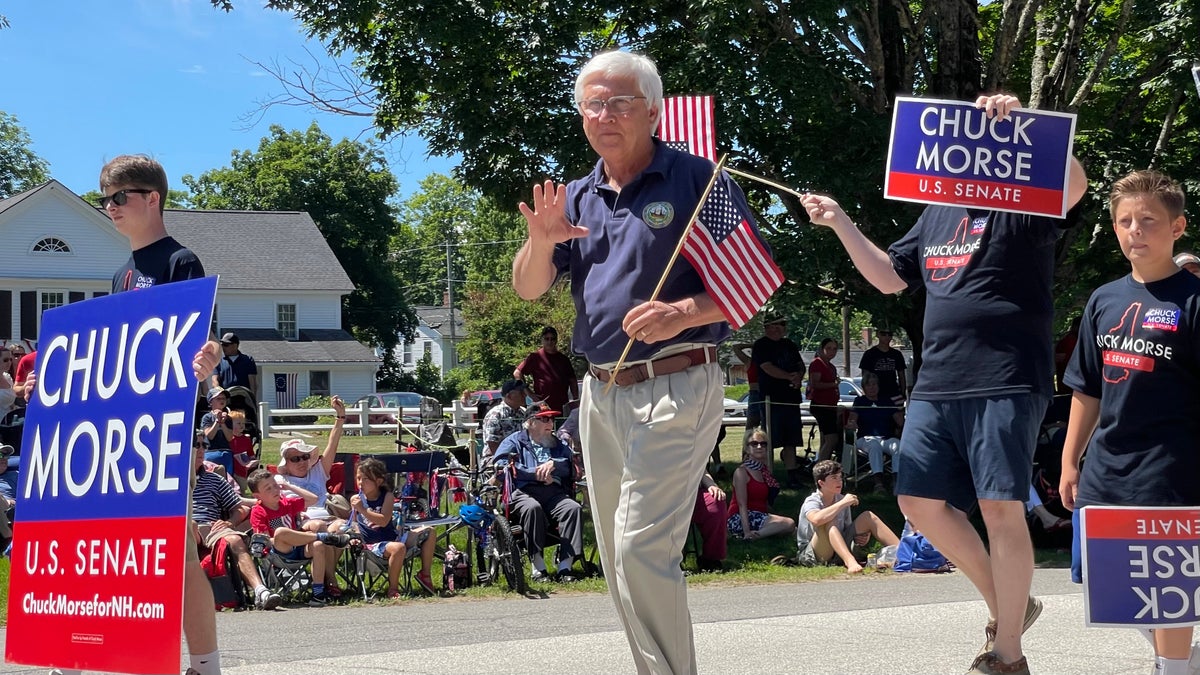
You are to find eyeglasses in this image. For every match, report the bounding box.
[193,442,205,449]
[98,189,153,209]
[286,453,312,463]
[748,441,769,448]
[577,95,646,118]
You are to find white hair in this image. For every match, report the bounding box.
[574,50,663,115]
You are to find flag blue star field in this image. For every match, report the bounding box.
[682,180,784,328]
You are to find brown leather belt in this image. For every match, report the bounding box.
[588,346,717,387]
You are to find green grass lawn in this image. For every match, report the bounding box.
[0,429,1069,622]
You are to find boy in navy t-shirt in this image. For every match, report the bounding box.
[805,94,1088,675]
[1060,170,1200,675]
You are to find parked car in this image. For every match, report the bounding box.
[348,391,425,431]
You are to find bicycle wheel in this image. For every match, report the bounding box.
[489,514,527,594]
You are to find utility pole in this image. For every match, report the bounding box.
[446,242,457,369]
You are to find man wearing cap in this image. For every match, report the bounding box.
[514,51,772,675]
[1174,252,1200,278]
[859,329,907,404]
[211,333,259,401]
[753,314,806,487]
[493,404,583,582]
[482,380,528,460]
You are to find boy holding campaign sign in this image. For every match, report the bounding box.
[29,156,224,675]
[1059,170,1200,675]
[804,94,1088,675]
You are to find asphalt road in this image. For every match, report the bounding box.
[0,568,1163,674]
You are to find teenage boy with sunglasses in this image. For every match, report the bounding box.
[45,155,223,675]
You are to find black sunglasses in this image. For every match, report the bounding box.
[98,189,154,209]
[286,453,312,463]
[748,441,769,447]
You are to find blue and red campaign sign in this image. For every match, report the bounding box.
[1081,505,1200,628]
[5,277,217,674]
[884,96,1077,217]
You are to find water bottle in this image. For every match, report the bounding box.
[866,553,877,569]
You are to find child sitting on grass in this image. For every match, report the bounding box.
[796,460,900,573]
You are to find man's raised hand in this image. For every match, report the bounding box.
[518,180,590,246]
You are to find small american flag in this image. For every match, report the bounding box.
[275,372,298,409]
[682,180,785,328]
[658,95,716,161]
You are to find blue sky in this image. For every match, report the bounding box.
[3,0,457,201]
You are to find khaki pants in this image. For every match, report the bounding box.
[580,362,723,675]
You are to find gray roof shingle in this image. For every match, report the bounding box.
[163,210,354,292]
[415,305,466,338]
[226,328,378,364]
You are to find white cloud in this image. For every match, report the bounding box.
[180,65,206,75]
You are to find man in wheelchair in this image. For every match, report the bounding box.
[493,404,583,582]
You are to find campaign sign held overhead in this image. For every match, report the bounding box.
[1082,505,1200,628]
[5,277,217,674]
[884,97,1077,217]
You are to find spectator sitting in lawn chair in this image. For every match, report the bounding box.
[189,434,282,610]
[247,469,353,606]
[274,395,351,532]
[349,456,437,597]
[847,372,905,495]
[797,459,900,573]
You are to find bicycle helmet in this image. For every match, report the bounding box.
[458,504,486,527]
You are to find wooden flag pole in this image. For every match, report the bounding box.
[724,166,804,200]
[602,154,729,396]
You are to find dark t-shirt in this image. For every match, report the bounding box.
[1063,271,1200,508]
[215,353,258,390]
[517,348,575,413]
[889,205,1078,400]
[851,395,898,438]
[112,236,205,293]
[859,347,907,400]
[752,336,804,401]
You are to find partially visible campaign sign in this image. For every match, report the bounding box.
[1082,505,1200,628]
[884,97,1077,217]
[6,277,217,674]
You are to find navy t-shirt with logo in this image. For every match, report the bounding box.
[112,236,205,293]
[556,140,773,364]
[858,347,906,400]
[888,205,1078,400]
[1063,271,1200,508]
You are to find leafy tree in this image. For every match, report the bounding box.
[183,123,415,351]
[0,111,50,199]
[212,0,1200,367]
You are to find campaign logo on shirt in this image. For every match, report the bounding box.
[970,215,988,235]
[1141,307,1180,332]
[1097,302,1175,383]
[923,216,982,281]
[642,202,674,229]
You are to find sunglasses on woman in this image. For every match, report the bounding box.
[286,453,312,463]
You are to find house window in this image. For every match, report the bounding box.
[309,370,330,397]
[210,304,218,338]
[40,291,66,313]
[32,237,71,254]
[402,341,413,365]
[423,342,432,358]
[277,304,297,340]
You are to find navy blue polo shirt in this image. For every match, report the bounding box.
[556,140,762,364]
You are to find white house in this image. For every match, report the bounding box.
[390,301,465,377]
[0,180,380,405]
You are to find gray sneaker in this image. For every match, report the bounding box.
[982,595,1043,655]
[255,590,283,611]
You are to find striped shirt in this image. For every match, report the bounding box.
[191,470,242,525]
